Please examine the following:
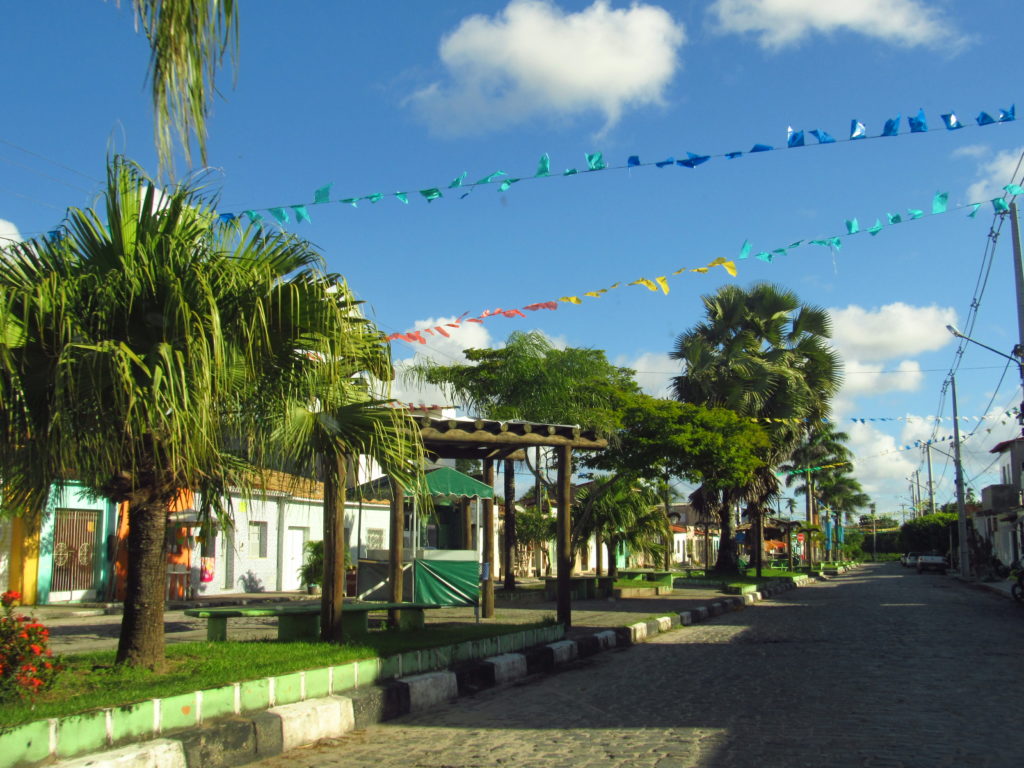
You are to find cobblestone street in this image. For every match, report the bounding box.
[253,564,1024,768]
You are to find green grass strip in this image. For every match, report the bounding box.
[1,621,548,727]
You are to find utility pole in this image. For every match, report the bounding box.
[950,376,971,579]
[870,503,877,562]
[925,442,936,515]
[1011,202,1024,436]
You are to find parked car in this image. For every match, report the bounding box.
[901,552,921,567]
[916,552,948,574]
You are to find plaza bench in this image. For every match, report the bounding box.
[184,601,441,642]
[617,569,674,584]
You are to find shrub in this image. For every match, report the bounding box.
[0,591,61,701]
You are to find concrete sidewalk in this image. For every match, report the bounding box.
[36,584,738,654]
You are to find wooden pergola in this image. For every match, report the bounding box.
[385,414,607,627]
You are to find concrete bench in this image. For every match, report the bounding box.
[184,601,441,642]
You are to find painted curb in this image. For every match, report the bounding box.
[268,696,354,752]
[482,653,528,684]
[400,671,458,713]
[50,738,186,768]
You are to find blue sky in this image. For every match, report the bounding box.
[2,1,1023,516]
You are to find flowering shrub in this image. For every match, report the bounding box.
[0,590,60,701]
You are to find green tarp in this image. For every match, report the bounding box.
[421,466,493,499]
[353,465,493,501]
[413,559,479,606]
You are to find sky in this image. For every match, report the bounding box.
[2,1,1024,517]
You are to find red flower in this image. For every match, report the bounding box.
[29,644,42,656]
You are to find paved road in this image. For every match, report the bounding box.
[253,563,1024,768]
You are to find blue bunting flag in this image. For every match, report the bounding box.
[314,184,332,205]
[908,109,928,133]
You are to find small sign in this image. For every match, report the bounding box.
[796,533,805,542]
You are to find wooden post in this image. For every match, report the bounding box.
[461,498,473,550]
[556,444,573,627]
[503,459,516,591]
[482,459,495,618]
[388,477,404,628]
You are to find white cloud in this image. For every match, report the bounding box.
[616,351,676,396]
[966,146,1023,203]
[830,302,957,362]
[951,144,989,160]
[846,421,917,497]
[0,219,22,246]
[409,0,685,137]
[841,359,923,396]
[390,317,496,408]
[708,0,964,50]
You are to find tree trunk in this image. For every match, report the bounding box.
[595,531,603,577]
[755,505,764,579]
[662,484,672,571]
[116,496,170,670]
[503,459,516,591]
[713,500,739,576]
[321,453,347,643]
[606,537,618,579]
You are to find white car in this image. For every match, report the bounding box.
[900,552,921,567]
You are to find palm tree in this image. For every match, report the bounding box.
[0,156,418,667]
[780,423,852,556]
[573,475,668,579]
[671,283,841,575]
[131,0,239,177]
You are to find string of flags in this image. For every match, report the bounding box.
[384,183,1020,344]
[754,407,1021,425]
[779,432,971,477]
[207,102,1016,227]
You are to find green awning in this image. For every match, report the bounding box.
[422,466,494,500]
[353,465,493,500]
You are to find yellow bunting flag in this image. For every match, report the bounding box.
[630,278,659,292]
[559,296,582,304]
[708,257,738,277]
[655,276,670,294]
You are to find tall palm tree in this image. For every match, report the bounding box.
[0,156,418,667]
[671,283,841,575]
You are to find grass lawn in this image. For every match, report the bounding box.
[1,621,549,728]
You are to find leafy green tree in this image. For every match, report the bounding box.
[671,283,841,575]
[411,330,638,431]
[586,395,768,571]
[900,512,958,555]
[0,157,417,667]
